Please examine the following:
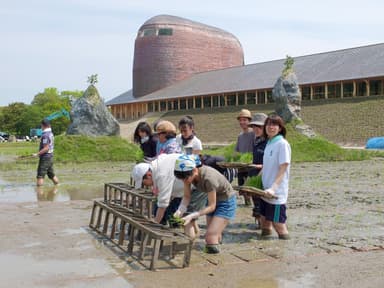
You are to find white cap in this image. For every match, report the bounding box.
[132,163,151,189]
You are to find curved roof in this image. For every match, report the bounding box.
[141,14,239,40]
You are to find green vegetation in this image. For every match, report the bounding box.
[301,97,384,146]
[205,122,384,162]
[0,87,82,136]
[283,55,294,77]
[220,146,252,162]
[168,215,185,228]
[54,135,143,163]
[245,175,263,189]
[2,136,143,163]
[0,141,36,156]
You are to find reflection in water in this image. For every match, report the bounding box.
[35,186,70,202]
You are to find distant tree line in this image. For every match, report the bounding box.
[0,88,83,136]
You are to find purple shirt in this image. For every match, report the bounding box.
[39,128,54,158]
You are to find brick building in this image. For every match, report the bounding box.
[133,15,244,98]
[107,15,384,120]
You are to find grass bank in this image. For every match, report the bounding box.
[1,130,382,164]
[1,135,143,163]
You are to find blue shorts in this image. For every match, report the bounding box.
[207,195,237,220]
[260,198,287,223]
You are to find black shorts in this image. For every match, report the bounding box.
[260,198,287,223]
[37,157,55,179]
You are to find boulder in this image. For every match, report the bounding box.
[295,123,316,138]
[272,72,302,123]
[67,85,120,136]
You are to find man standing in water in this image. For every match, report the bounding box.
[33,119,59,186]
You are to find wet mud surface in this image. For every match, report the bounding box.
[0,159,383,287]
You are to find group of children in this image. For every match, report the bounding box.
[132,110,291,254]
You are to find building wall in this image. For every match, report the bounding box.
[133,18,244,97]
[109,77,384,120]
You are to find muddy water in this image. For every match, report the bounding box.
[0,161,134,203]
[1,157,384,287]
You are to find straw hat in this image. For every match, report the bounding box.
[155,120,176,134]
[237,109,252,120]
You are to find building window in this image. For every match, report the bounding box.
[188,98,193,109]
[203,96,211,108]
[370,80,382,96]
[227,94,236,106]
[327,84,341,98]
[180,99,186,110]
[246,92,256,104]
[257,91,265,104]
[301,86,311,100]
[154,102,158,112]
[158,28,173,36]
[173,100,179,110]
[167,101,173,110]
[141,28,156,37]
[160,101,167,111]
[313,85,325,99]
[195,97,201,108]
[213,95,219,107]
[148,102,153,112]
[238,93,245,105]
[356,81,367,96]
[220,95,225,106]
[266,90,273,103]
[343,82,353,97]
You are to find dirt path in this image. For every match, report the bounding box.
[1,159,384,287]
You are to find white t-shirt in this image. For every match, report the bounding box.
[176,134,203,154]
[262,136,291,205]
[151,153,184,208]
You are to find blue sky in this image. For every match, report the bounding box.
[1,0,383,106]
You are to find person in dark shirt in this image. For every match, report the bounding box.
[33,119,59,186]
[247,113,268,229]
[133,122,157,160]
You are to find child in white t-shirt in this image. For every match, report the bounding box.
[176,115,202,155]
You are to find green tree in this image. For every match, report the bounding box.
[30,87,73,135]
[0,102,28,135]
[282,55,294,77]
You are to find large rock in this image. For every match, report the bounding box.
[67,85,120,136]
[272,72,302,123]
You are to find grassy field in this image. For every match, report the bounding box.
[1,96,383,163]
[0,135,143,163]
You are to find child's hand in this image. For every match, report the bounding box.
[182,212,199,226]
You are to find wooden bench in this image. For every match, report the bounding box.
[89,200,193,271]
[104,183,156,219]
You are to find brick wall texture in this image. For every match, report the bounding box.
[133,16,244,97]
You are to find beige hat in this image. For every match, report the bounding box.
[248,113,268,126]
[237,109,252,120]
[155,120,177,134]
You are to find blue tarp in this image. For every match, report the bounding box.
[366,137,384,149]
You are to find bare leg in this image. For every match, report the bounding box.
[184,222,196,239]
[36,177,44,186]
[273,222,289,236]
[51,176,59,185]
[260,216,274,236]
[205,216,229,245]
